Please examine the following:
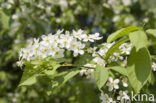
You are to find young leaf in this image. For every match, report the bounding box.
[105,37,129,60]
[109,66,127,76]
[18,67,37,87]
[0,11,10,29]
[129,30,148,51]
[127,47,152,93]
[107,26,139,43]
[62,69,80,84]
[146,29,156,38]
[53,69,80,87]
[95,65,109,89]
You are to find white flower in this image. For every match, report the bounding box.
[122,78,128,87]
[85,69,94,79]
[119,43,132,55]
[100,92,113,103]
[122,0,131,6]
[106,77,119,91]
[152,62,156,71]
[89,33,102,40]
[34,38,40,44]
[70,40,85,57]
[73,29,85,40]
[117,91,130,103]
[49,46,60,57]
[56,29,64,35]
[83,34,94,42]
[50,35,59,46]
[80,69,87,76]
[54,49,65,58]
[87,47,97,55]
[39,45,50,58]
[80,64,95,79]
[84,64,96,68]
[16,61,24,67]
[93,57,106,66]
[59,34,73,48]
[21,48,33,61]
[113,53,124,61]
[41,35,51,46]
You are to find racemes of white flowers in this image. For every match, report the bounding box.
[106,77,120,91]
[18,29,102,63]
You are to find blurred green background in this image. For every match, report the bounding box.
[0,0,156,103]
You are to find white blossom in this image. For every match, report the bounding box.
[152,62,156,71]
[18,29,101,63]
[122,78,128,87]
[106,77,119,91]
[117,91,130,103]
[100,92,115,103]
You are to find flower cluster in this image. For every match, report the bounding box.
[88,42,132,67]
[19,29,102,62]
[100,77,130,103]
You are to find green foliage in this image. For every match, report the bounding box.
[107,26,139,43]
[109,66,127,76]
[95,65,109,89]
[0,11,10,29]
[146,29,156,38]
[53,69,80,87]
[129,30,148,51]
[19,58,61,86]
[18,65,37,87]
[127,47,152,93]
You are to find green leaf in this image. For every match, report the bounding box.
[129,30,148,51]
[53,69,80,87]
[18,66,37,87]
[62,69,80,84]
[147,72,155,85]
[146,29,156,38]
[0,11,10,29]
[105,37,129,60]
[127,47,152,93]
[95,65,109,89]
[109,66,127,76]
[107,26,139,43]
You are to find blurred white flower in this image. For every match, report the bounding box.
[117,91,130,103]
[122,0,131,6]
[16,61,24,67]
[100,92,115,103]
[152,62,156,71]
[89,33,103,40]
[122,78,128,87]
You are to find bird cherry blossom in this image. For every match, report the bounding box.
[106,77,120,91]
